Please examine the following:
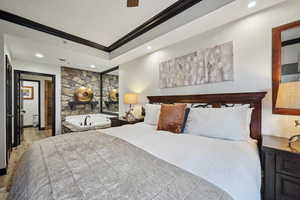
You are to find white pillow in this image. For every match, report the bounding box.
[184,105,253,141]
[144,104,161,125]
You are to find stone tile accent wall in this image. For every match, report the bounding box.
[61,67,101,121]
[102,74,119,113]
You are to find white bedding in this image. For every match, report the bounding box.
[102,122,261,200]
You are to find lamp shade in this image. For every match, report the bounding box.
[276,81,300,109]
[124,93,138,105]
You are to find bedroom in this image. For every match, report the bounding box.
[1,0,300,199]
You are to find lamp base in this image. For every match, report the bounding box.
[124,112,136,122]
[124,105,136,122]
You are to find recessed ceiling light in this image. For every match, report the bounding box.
[147,46,152,50]
[90,65,96,68]
[248,0,256,8]
[35,53,44,58]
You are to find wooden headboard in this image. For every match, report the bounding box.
[147,92,267,142]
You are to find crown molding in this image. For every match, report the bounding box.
[107,0,203,52]
[0,0,203,53]
[0,10,109,52]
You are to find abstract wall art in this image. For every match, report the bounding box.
[159,41,234,88]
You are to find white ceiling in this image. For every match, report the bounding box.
[0,0,177,46]
[1,0,287,72]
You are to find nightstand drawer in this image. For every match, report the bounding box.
[276,174,300,200]
[277,152,300,178]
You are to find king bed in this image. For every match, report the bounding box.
[8,92,266,200]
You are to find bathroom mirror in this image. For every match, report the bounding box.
[100,66,119,115]
[273,20,300,115]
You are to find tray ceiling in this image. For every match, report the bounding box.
[0,0,177,46]
[2,0,287,73]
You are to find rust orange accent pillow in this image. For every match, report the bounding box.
[157,104,187,134]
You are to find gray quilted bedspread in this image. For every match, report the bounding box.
[8,131,233,200]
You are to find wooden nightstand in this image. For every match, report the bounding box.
[110,117,143,128]
[262,135,300,200]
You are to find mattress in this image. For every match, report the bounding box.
[103,122,261,200]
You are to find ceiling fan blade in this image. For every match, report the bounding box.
[127,0,139,7]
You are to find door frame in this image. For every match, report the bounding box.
[14,70,56,146]
[5,55,13,169]
[19,79,41,130]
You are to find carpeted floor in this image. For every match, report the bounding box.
[0,128,52,200]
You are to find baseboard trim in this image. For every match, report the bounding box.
[0,168,7,176]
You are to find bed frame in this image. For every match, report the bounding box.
[147,92,267,144]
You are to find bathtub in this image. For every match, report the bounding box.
[63,113,115,132]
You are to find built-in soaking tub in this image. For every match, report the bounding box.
[63,114,115,133]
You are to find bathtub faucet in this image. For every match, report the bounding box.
[84,115,91,126]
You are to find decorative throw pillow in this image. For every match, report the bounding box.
[144,104,161,125]
[157,104,187,133]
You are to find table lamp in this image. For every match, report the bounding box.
[276,81,300,146]
[124,93,138,121]
[276,81,300,109]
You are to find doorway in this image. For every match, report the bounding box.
[14,70,56,147]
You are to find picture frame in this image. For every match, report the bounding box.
[21,86,34,100]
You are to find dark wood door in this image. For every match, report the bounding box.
[13,72,24,146]
[5,56,12,164]
[45,80,53,129]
